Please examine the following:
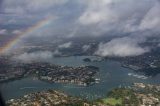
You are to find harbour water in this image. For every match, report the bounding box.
[1,56,160,100]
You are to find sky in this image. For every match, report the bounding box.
[0,0,160,57]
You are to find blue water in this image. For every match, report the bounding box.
[1,56,160,100]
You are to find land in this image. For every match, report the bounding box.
[0,56,99,86]
[95,83,160,106]
[7,83,160,106]
[106,49,160,77]
[6,90,88,106]
[38,65,98,86]
[4,38,160,77]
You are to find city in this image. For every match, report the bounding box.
[0,55,99,86]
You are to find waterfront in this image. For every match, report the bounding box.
[1,56,160,101]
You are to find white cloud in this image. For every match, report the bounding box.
[82,45,90,52]
[53,49,62,56]
[58,42,72,49]
[12,30,21,34]
[7,18,17,24]
[78,0,117,25]
[13,51,53,63]
[95,37,149,57]
[0,29,8,35]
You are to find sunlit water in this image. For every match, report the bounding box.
[1,56,160,100]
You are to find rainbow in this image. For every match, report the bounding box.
[0,17,52,54]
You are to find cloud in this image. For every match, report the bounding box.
[0,29,8,35]
[82,45,90,52]
[6,18,17,24]
[58,42,72,49]
[76,0,159,36]
[78,0,115,25]
[53,49,62,56]
[13,51,53,63]
[139,2,160,31]
[1,0,160,39]
[158,43,160,47]
[0,0,160,56]
[12,30,21,34]
[95,37,150,57]
[1,0,68,14]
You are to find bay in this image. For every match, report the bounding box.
[1,56,160,100]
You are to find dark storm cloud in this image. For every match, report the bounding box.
[77,0,159,35]
[0,0,3,13]
[76,0,160,57]
[0,0,3,7]
[0,0,160,57]
[1,0,159,36]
